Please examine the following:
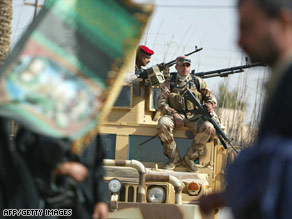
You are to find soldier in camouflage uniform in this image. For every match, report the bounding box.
[157,56,217,171]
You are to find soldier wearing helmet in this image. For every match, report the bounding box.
[157,56,217,171]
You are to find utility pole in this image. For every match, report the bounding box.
[24,0,44,20]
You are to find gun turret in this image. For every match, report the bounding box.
[139,46,203,86]
[192,59,266,79]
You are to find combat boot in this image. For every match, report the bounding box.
[163,149,181,170]
[183,155,198,172]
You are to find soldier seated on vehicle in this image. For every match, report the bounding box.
[135,45,154,76]
[157,56,217,171]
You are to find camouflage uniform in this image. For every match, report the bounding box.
[157,73,217,170]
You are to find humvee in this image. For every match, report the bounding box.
[99,77,234,219]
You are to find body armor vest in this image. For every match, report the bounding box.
[168,74,202,113]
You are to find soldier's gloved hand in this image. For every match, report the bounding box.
[203,103,214,113]
[173,113,184,128]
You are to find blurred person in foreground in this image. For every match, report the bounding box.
[198,0,292,218]
[15,127,109,219]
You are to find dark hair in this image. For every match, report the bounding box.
[238,0,292,18]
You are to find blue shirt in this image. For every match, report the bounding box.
[225,134,292,219]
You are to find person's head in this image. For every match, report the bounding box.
[136,45,154,68]
[237,0,292,65]
[175,56,191,77]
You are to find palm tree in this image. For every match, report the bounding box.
[0,0,15,137]
[0,0,12,65]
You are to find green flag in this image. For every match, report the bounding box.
[0,0,152,139]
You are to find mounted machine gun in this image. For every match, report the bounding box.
[192,59,265,79]
[139,46,203,85]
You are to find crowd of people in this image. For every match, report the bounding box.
[0,118,109,219]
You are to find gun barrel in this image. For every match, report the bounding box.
[193,62,265,78]
[185,47,203,56]
[165,47,203,67]
[199,69,244,79]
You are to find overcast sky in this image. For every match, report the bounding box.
[11,0,269,125]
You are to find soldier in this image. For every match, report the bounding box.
[135,45,154,76]
[157,56,217,171]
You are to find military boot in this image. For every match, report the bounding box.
[183,155,198,172]
[163,148,181,170]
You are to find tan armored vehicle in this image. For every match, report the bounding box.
[99,77,232,219]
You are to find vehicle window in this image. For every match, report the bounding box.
[129,135,198,163]
[100,134,116,159]
[114,85,132,108]
[150,87,160,111]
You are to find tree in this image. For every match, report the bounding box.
[217,84,247,110]
[215,83,251,146]
[0,0,12,65]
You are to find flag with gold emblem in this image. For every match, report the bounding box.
[0,0,152,139]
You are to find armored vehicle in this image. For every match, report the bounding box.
[99,77,234,219]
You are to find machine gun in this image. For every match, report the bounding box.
[139,88,239,152]
[183,88,238,153]
[139,46,203,86]
[192,61,265,79]
[160,46,203,69]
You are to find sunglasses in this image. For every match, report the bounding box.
[178,58,191,63]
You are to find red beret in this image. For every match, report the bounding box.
[139,45,154,55]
